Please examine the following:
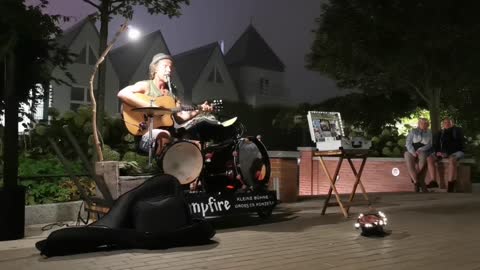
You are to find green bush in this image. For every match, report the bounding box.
[21,178,95,205]
[17,153,92,205]
[19,154,83,176]
[369,126,405,157]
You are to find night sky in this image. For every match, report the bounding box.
[36,0,342,104]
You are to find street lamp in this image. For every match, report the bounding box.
[89,21,141,161]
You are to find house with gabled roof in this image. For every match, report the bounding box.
[225,25,289,107]
[173,42,240,104]
[43,16,290,120]
[110,30,185,102]
[51,15,120,116]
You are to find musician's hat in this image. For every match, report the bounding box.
[151,53,173,65]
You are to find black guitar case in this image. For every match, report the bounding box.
[36,174,215,257]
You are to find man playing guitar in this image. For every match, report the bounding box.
[117,53,212,157]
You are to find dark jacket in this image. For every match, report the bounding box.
[432,126,464,155]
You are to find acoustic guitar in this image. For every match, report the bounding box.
[122,93,222,136]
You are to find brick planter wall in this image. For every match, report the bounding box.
[97,156,301,203]
[298,147,473,196]
[268,151,299,203]
[94,150,474,204]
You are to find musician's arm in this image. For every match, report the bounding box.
[117,81,150,107]
[173,101,212,124]
[173,100,197,124]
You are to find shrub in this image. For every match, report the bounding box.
[21,178,95,205]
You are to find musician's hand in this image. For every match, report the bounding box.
[200,101,213,112]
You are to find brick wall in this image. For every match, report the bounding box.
[297,147,472,196]
[268,151,299,203]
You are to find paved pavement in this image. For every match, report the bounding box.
[1,191,480,270]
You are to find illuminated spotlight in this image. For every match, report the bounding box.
[127,27,141,40]
[354,210,388,236]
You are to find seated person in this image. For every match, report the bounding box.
[404,118,432,192]
[427,117,465,192]
[118,53,212,157]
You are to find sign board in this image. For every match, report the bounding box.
[185,190,277,218]
[306,111,372,151]
[307,111,345,151]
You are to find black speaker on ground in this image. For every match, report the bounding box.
[0,185,26,241]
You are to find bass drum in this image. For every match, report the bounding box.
[202,136,270,193]
[157,140,203,185]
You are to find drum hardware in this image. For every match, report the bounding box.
[152,116,271,194]
[206,169,234,178]
[197,136,270,194]
[131,102,172,168]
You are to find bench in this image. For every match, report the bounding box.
[426,158,476,192]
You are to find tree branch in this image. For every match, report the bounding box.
[110,2,127,14]
[82,0,100,9]
[402,78,431,105]
[89,19,129,161]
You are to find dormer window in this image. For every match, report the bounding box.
[70,86,92,111]
[75,44,97,65]
[207,66,224,83]
[260,77,270,95]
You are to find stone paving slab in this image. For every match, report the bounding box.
[1,192,480,270]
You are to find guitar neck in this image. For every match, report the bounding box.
[175,104,199,112]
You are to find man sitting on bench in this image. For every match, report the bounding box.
[427,117,465,192]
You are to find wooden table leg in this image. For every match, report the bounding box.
[320,156,348,217]
[346,157,370,208]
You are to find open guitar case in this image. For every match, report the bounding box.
[36,174,216,257]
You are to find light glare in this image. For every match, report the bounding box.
[128,27,141,40]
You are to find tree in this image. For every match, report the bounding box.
[1,0,73,188]
[0,0,73,240]
[82,0,189,142]
[306,0,480,132]
[312,91,418,136]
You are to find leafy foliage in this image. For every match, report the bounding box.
[0,0,73,103]
[306,0,480,132]
[16,152,93,205]
[0,0,74,188]
[309,91,418,136]
[19,154,83,176]
[220,101,310,150]
[22,178,95,205]
[369,127,405,157]
[83,0,190,19]
[29,105,136,162]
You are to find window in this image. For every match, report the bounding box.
[259,77,270,95]
[75,47,86,64]
[88,46,97,65]
[70,86,91,111]
[207,66,224,84]
[75,44,97,65]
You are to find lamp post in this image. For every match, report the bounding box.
[89,20,140,161]
[1,37,26,241]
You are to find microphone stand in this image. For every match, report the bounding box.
[166,75,172,94]
[147,98,155,168]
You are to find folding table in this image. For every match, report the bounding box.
[313,149,370,217]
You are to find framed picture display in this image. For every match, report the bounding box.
[307,111,345,150]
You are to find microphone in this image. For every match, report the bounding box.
[166,74,172,93]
